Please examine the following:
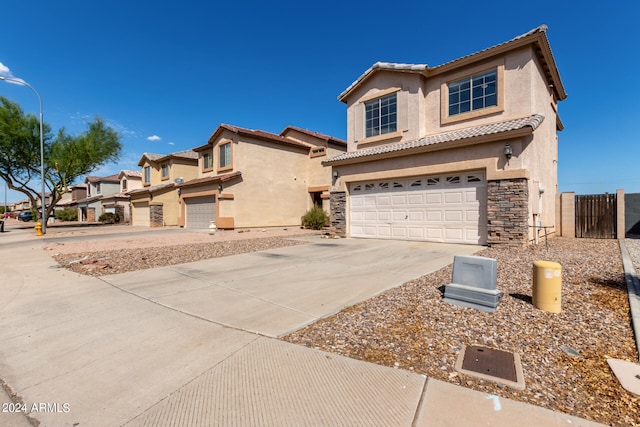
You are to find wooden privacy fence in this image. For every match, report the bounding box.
[575,194,617,238]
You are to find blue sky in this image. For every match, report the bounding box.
[1,0,638,203]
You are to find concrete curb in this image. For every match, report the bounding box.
[619,239,640,361]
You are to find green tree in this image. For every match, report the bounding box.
[0,96,121,221]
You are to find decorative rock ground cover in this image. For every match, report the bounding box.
[285,238,638,426]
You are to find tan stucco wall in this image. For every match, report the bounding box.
[229,138,310,227]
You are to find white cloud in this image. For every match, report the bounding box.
[0,61,12,77]
[167,141,175,145]
[147,135,161,141]
[0,62,26,85]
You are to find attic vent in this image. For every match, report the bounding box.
[310,146,326,157]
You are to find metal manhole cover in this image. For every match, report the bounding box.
[455,345,525,390]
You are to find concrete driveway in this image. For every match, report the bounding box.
[1,227,604,427]
[101,236,482,337]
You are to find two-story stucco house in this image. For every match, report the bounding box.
[325,25,566,247]
[100,170,143,223]
[77,174,120,222]
[178,124,346,229]
[128,150,199,227]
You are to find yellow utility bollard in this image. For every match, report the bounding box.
[34,221,43,236]
[532,260,562,313]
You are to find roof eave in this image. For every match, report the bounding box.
[338,63,428,103]
[427,29,566,101]
[323,127,534,167]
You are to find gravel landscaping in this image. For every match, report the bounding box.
[50,235,310,276]
[284,238,638,426]
[48,232,639,425]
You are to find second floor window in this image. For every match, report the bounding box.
[219,143,231,169]
[122,179,127,191]
[144,166,151,183]
[161,162,169,179]
[365,93,397,138]
[203,152,213,170]
[448,69,497,116]
[96,183,101,194]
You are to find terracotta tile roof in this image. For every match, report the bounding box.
[138,150,199,166]
[208,124,312,150]
[127,182,175,195]
[323,115,545,164]
[85,173,120,183]
[100,192,130,200]
[280,126,347,146]
[119,170,142,178]
[178,171,242,188]
[339,25,566,102]
[338,62,428,101]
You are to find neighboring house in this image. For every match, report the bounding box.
[101,170,142,223]
[178,124,346,229]
[128,150,199,227]
[55,184,88,214]
[77,174,120,222]
[14,194,53,215]
[324,25,566,247]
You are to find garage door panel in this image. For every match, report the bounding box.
[426,211,442,221]
[408,227,426,239]
[377,195,392,206]
[425,228,442,239]
[408,211,425,221]
[377,210,392,221]
[392,211,407,221]
[425,193,442,204]
[407,194,424,205]
[444,210,463,221]
[466,210,480,222]
[185,196,216,229]
[132,203,150,227]
[392,227,408,238]
[351,197,364,208]
[444,192,463,204]
[349,172,487,244]
[377,225,391,237]
[445,228,464,240]
[392,195,407,205]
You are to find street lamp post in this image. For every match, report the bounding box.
[0,75,46,234]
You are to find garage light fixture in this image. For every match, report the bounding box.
[504,144,513,161]
[332,170,339,178]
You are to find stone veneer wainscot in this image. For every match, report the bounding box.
[487,178,529,247]
[330,191,346,237]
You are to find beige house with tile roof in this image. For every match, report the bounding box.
[178,124,346,229]
[128,150,199,227]
[325,25,566,246]
[100,170,143,223]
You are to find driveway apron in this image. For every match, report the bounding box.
[101,237,482,337]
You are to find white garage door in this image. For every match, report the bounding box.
[349,172,487,244]
[132,202,150,227]
[185,196,216,229]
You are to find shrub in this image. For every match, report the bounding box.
[55,208,78,222]
[301,204,328,230]
[99,212,120,224]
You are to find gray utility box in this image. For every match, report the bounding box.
[444,255,502,312]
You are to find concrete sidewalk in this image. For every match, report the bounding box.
[0,227,604,426]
